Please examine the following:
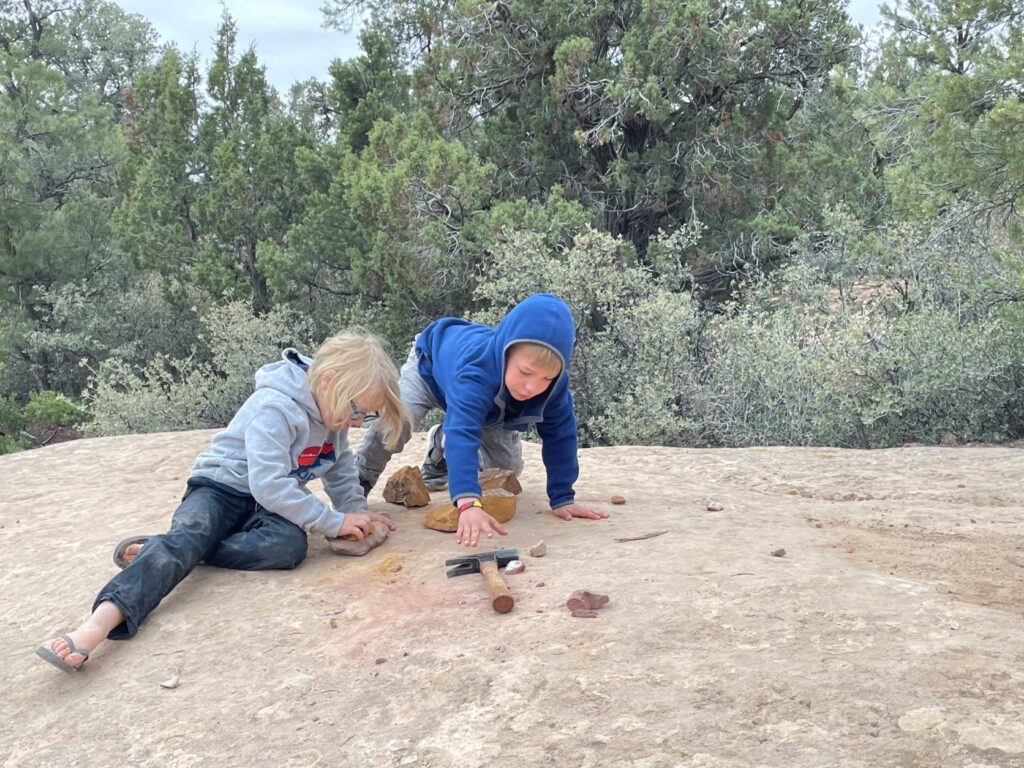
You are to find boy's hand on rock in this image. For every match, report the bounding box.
[368,511,397,531]
[552,503,609,521]
[327,514,391,556]
[337,513,375,540]
[455,506,508,547]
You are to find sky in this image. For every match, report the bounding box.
[114,1,885,96]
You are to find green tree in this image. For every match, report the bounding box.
[114,48,203,283]
[194,13,316,312]
[325,0,857,262]
[0,0,155,394]
[326,25,411,152]
[116,13,319,314]
[866,0,1024,219]
[342,111,496,341]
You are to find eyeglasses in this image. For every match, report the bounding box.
[349,399,379,423]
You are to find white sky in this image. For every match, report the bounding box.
[114,1,885,96]
[114,1,361,94]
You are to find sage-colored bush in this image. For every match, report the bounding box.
[475,226,703,446]
[86,302,315,435]
[694,225,1024,447]
[475,214,1024,448]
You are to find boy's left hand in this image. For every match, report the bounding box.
[368,511,398,531]
[552,503,609,521]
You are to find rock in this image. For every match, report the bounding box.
[382,466,431,507]
[939,433,958,447]
[504,560,525,575]
[422,489,518,533]
[528,541,547,558]
[566,590,609,612]
[159,675,180,689]
[325,521,391,556]
[771,548,787,558]
[478,468,522,495]
[571,609,599,618]
[421,499,460,532]
[706,500,724,511]
[610,495,626,505]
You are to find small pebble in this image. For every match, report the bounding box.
[528,541,547,558]
[771,548,787,557]
[571,609,598,619]
[610,495,626,505]
[329,618,337,629]
[535,581,545,587]
[504,559,525,575]
[159,675,180,689]
[375,658,387,665]
[706,500,724,511]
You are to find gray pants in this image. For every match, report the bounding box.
[356,343,523,489]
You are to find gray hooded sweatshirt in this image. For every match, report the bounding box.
[189,349,367,536]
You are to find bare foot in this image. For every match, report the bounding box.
[46,622,107,668]
[121,542,143,566]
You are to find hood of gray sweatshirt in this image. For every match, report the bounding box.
[189,348,367,536]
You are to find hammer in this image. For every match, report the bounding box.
[445,549,519,614]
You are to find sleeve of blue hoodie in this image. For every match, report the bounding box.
[535,388,579,508]
[442,369,499,503]
[243,403,350,536]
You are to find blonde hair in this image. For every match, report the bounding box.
[508,341,562,374]
[308,327,410,449]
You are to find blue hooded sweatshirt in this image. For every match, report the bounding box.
[414,293,579,507]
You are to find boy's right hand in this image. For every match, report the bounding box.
[337,513,376,540]
[455,506,508,548]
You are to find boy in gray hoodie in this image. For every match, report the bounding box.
[36,328,409,674]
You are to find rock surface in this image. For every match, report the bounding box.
[4,431,1024,767]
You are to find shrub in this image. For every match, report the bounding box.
[86,302,315,435]
[24,390,88,428]
[475,225,704,445]
[695,261,1024,447]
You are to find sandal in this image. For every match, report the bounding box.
[35,634,90,673]
[112,535,151,569]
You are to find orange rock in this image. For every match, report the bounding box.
[478,468,522,495]
[422,489,518,532]
[610,495,626,505]
[382,466,431,507]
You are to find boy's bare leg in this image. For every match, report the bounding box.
[45,601,124,666]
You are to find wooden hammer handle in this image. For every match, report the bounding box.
[480,560,515,614]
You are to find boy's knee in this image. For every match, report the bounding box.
[271,528,308,569]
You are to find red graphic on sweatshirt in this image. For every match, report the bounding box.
[297,442,334,467]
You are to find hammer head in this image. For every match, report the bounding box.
[445,548,519,578]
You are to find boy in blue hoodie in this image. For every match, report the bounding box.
[36,328,409,674]
[357,293,608,548]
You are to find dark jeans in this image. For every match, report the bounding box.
[94,478,308,639]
